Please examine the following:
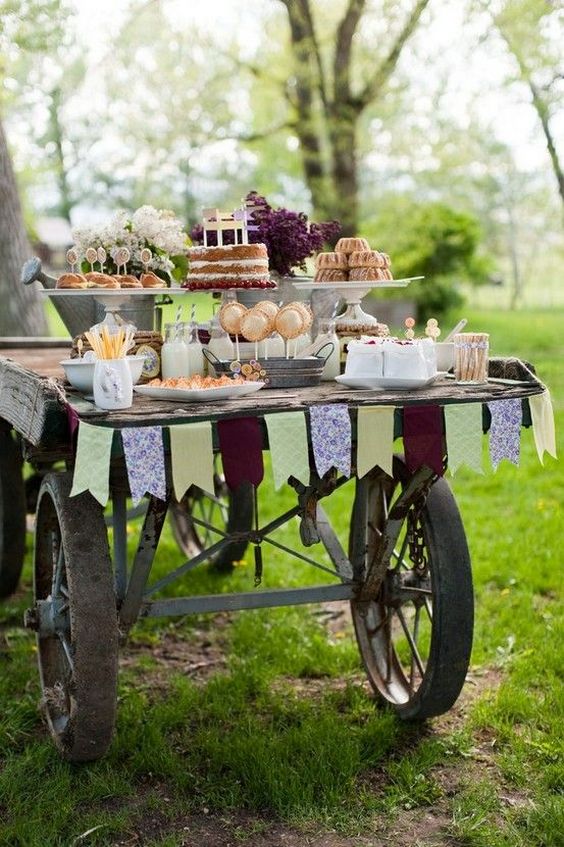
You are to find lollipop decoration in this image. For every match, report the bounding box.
[97,247,107,273]
[85,247,98,273]
[140,247,152,273]
[114,247,130,275]
[66,248,78,272]
[425,318,441,341]
[404,316,415,341]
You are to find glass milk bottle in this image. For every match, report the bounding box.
[317,320,341,381]
[161,323,189,379]
[184,321,205,376]
[206,315,234,362]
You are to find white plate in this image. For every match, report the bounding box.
[291,277,423,291]
[134,381,265,402]
[335,373,445,391]
[40,287,182,296]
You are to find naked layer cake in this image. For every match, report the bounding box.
[185,243,275,290]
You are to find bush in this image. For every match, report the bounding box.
[362,197,492,319]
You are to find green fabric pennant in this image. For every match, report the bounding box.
[529,390,557,465]
[169,421,215,499]
[356,406,394,478]
[445,403,484,475]
[265,412,310,490]
[70,422,114,506]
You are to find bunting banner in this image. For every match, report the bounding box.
[309,404,351,478]
[356,406,394,478]
[529,390,557,465]
[169,421,215,500]
[487,398,522,470]
[403,405,445,477]
[70,422,114,506]
[121,426,167,504]
[445,403,484,475]
[217,417,264,489]
[265,412,310,490]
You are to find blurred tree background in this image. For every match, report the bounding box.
[1,0,563,331]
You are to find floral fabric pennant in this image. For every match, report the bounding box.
[217,417,264,490]
[265,412,310,490]
[70,422,114,506]
[309,404,351,478]
[529,390,557,465]
[488,399,522,470]
[403,405,445,477]
[121,426,166,504]
[356,406,394,478]
[169,422,215,500]
[445,403,484,475]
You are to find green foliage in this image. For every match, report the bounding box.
[363,196,493,318]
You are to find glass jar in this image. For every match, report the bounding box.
[161,323,189,379]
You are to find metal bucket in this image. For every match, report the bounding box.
[203,343,333,388]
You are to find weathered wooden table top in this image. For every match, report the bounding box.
[0,344,546,450]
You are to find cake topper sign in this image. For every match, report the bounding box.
[201,202,258,247]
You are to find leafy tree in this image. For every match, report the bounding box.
[274,0,431,235]
[0,0,68,335]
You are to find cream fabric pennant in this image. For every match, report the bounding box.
[169,421,215,500]
[529,390,557,465]
[70,422,114,506]
[265,412,310,490]
[445,403,484,475]
[356,406,394,478]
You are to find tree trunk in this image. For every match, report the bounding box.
[329,107,358,236]
[528,79,564,220]
[0,117,48,336]
[49,87,73,224]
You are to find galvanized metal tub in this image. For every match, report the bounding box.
[203,343,334,388]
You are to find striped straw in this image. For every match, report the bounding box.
[191,303,196,324]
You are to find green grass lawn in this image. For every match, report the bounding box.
[0,308,562,846]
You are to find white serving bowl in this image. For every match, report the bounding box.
[434,342,454,372]
[61,356,145,394]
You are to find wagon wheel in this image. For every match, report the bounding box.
[32,472,118,761]
[351,456,473,720]
[169,470,253,572]
[0,427,27,598]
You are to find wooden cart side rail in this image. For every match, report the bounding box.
[0,355,68,448]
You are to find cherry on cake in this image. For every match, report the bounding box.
[185,243,275,290]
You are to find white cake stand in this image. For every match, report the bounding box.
[291,277,423,329]
[41,287,190,318]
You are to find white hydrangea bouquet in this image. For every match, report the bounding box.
[72,206,190,285]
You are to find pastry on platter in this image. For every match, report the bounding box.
[84,272,120,289]
[140,272,165,288]
[56,273,89,289]
[314,269,348,282]
[348,250,386,269]
[335,237,370,254]
[113,274,143,288]
[315,251,348,270]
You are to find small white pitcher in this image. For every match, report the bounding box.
[93,358,133,410]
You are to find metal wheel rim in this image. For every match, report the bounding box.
[353,508,434,707]
[34,494,74,739]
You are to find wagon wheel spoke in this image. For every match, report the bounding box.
[396,606,426,679]
[424,597,433,621]
[409,605,422,690]
[391,530,411,572]
[58,632,74,672]
[52,538,65,597]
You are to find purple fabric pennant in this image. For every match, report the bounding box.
[66,403,80,441]
[309,404,352,478]
[488,399,522,470]
[217,417,264,490]
[403,405,445,477]
[121,426,166,504]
